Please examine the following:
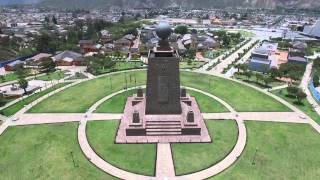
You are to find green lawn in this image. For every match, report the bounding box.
[1,83,70,116]
[96,90,135,113]
[181,71,290,112]
[66,73,88,80]
[36,70,68,81]
[172,120,237,175]
[213,121,320,179]
[29,71,289,113]
[187,90,229,113]
[98,61,145,74]
[180,61,206,69]
[234,74,285,88]
[272,88,320,124]
[0,73,18,83]
[29,71,146,113]
[86,120,156,176]
[0,123,116,179]
[95,89,229,113]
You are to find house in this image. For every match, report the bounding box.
[99,30,112,44]
[249,47,273,73]
[114,36,133,52]
[52,51,83,66]
[288,49,308,65]
[291,41,308,51]
[4,60,24,71]
[27,53,52,62]
[79,40,97,54]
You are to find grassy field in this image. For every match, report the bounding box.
[180,71,290,112]
[29,71,146,113]
[0,123,116,179]
[66,73,88,80]
[213,121,320,179]
[0,73,19,83]
[234,74,285,88]
[1,83,69,116]
[29,71,289,113]
[95,89,229,113]
[180,61,206,69]
[86,120,156,176]
[36,70,68,81]
[98,61,145,74]
[272,88,320,124]
[172,120,237,175]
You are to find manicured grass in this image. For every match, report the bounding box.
[0,123,116,179]
[272,88,320,124]
[95,89,229,113]
[30,71,289,113]
[36,70,68,81]
[96,90,135,113]
[29,71,146,113]
[0,73,18,83]
[234,74,285,88]
[181,71,290,112]
[66,73,88,80]
[0,83,69,116]
[172,120,237,175]
[98,61,145,74]
[187,90,229,113]
[180,61,206,69]
[213,121,320,179]
[86,120,156,176]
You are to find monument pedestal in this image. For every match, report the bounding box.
[115,91,211,143]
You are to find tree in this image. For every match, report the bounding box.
[313,75,320,87]
[269,68,280,80]
[254,73,263,83]
[18,78,28,95]
[174,25,188,35]
[287,86,299,97]
[296,91,307,104]
[243,71,252,80]
[39,57,56,73]
[13,64,28,78]
[263,76,273,87]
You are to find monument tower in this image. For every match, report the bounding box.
[115,22,211,144]
[145,22,181,114]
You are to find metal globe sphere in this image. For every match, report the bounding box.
[156,22,172,40]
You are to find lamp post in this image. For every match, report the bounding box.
[252,147,259,165]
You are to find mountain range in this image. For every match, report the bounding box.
[1,0,319,9]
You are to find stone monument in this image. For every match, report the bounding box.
[115,21,211,143]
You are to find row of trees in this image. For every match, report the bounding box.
[286,86,307,104]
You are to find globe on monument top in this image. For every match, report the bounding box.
[156,21,172,40]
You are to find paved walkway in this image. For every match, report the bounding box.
[156,143,175,178]
[300,61,320,116]
[208,39,255,74]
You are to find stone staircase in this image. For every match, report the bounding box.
[145,120,182,136]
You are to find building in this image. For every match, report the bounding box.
[79,40,97,54]
[4,60,23,71]
[288,49,308,65]
[249,47,273,73]
[99,30,112,44]
[52,51,83,66]
[302,20,320,38]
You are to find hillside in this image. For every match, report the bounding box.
[1,0,320,9]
